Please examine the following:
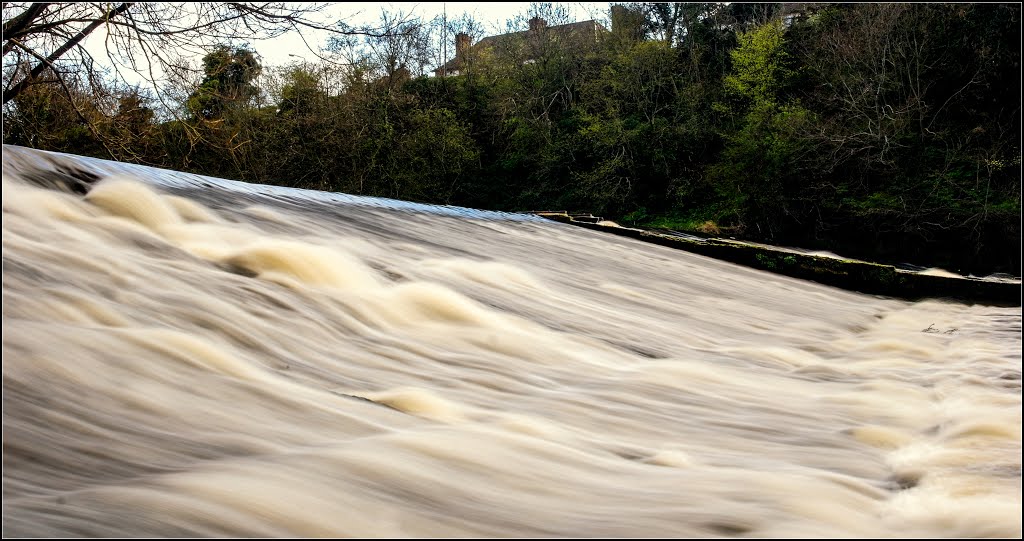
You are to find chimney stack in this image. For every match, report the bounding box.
[610,4,642,41]
[529,16,547,32]
[455,32,471,57]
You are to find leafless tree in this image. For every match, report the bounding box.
[329,8,434,84]
[796,4,941,170]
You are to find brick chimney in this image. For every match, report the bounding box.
[610,4,643,41]
[529,16,547,32]
[455,32,471,57]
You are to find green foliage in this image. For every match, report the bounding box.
[389,108,481,203]
[711,20,816,238]
[278,68,326,115]
[187,45,261,120]
[723,20,791,108]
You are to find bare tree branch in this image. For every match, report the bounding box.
[4,3,132,104]
[2,2,51,54]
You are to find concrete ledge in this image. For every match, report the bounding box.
[537,214,1021,306]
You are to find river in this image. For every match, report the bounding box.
[2,146,1020,537]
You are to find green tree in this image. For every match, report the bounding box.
[709,19,817,238]
[722,19,791,109]
[187,46,262,121]
[390,108,481,203]
[278,67,328,116]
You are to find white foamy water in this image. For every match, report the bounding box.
[2,148,1021,538]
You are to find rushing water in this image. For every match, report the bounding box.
[2,147,1021,538]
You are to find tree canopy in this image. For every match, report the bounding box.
[4,2,1021,275]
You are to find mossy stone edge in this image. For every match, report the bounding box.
[539,215,1021,307]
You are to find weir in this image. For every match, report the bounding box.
[2,146,1021,538]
